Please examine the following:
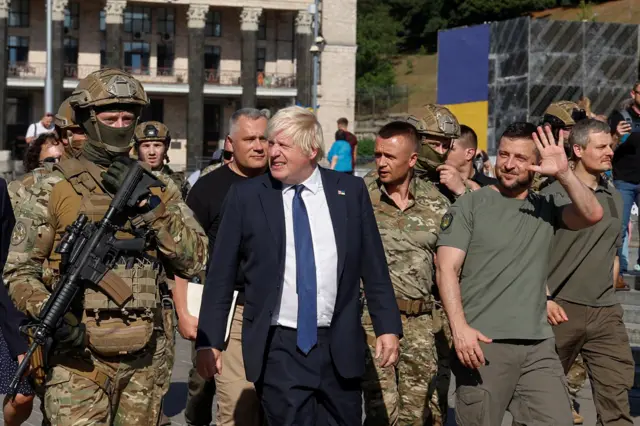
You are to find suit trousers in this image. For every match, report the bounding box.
[453,338,573,426]
[255,326,362,426]
[186,341,216,426]
[553,300,634,426]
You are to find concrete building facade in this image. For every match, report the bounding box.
[0,0,357,171]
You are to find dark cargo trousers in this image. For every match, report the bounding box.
[553,300,634,426]
[185,341,216,426]
[453,338,573,426]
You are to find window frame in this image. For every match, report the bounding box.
[64,2,80,31]
[124,6,152,35]
[205,10,222,38]
[256,47,266,73]
[124,41,151,75]
[157,7,175,36]
[8,36,29,65]
[9,0,29,28]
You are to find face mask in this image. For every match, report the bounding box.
[415,141,448,178]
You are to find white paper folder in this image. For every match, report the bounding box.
[187,281,238,343]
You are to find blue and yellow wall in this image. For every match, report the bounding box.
[437,24,490,152]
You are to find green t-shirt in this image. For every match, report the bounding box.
[436,186,564,340]
[542,180,622,306]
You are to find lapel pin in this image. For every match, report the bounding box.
[338,190,346,196]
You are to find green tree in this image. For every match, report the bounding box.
[356,1,401,89]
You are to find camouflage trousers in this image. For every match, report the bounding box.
[43,320,160,426]
[149,303,176,424]
[362,305,452,426]
[566,354,586,399]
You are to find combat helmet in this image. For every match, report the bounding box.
[134,121,171,146]
[412,105,461,177]
[55,98,85,156]
[542,101,587,128]
[68,68,149,155]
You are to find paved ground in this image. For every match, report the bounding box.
[6,333,640,426]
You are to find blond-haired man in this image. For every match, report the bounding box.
[196,106,402,425]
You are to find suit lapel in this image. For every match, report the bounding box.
[259,175,286,264]
[320,168,347,281]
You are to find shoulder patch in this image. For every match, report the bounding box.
[10,218,33,251]
[440,212,453,231]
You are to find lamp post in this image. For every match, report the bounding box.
[309,0,324,115]
[45,0,53,113]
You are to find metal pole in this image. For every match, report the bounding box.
[45,0,53,113]
[311,0,319,114]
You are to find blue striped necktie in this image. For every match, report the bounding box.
[293,184,317,354]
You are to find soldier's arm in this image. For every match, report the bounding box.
[138,173,208,278]
[3,177,61,318]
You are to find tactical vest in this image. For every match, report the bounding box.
[54,157,161,357]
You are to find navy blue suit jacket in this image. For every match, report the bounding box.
[196,167,402,382]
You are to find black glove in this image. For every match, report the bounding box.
[54,313,86,349]
[101,156,136,195]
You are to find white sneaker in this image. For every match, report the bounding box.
[634,264,640,272]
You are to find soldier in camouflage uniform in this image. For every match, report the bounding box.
[361,118,452,425]
[132,121,179,426]
[133,121,190,196]
[3,68,208,426]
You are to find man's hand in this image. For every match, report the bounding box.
[528,125,569,178]
[54,313,86,348]
[437,165,466,196]
[547,300,568,325]
[177,313,199,340]
[196,348,223,379]
[375,334,400,368]
[452,323,492,369]
[616,121,632,138]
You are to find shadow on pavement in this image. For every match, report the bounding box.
[164,381,188,418]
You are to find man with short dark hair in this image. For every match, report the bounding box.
[446,124,497,188]
[362,118,451,425]
[25,113,55,144]
[178,108,269,426]
[436,122,603,425]
[336,117,358,169]
[544,119,634,426]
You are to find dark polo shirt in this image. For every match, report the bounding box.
[542,179,622,306]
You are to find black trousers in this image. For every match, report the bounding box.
[255,327,362,426]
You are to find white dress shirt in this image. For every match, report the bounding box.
[272,166,338,328]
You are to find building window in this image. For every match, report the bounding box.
[100,39,106,67]
[124,6,151,34]
[157,44,174,74]
[258,17,266,41]
[100,10,105,32]
[64,2,80,31]
[8,36,28,65]
[204,45,221,83]
[257,48,266,73]
[64,38,79,78]
[157,7,175,35]
[124,41,150,74]
[205,10,221,37]
[9,0,29,28]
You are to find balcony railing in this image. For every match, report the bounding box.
[8,63,296,89]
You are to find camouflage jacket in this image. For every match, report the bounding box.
[366,171,450,301]
[7,162,55,210]
[161,164,190,199]
[3,158,208,319]
[200,162,222,179]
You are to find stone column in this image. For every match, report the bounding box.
[0,0,9,151]
[240,7,261,108]
[186,4,208,171]
[104,0,126,69]
[295,11,313,108]
[51,0,67,110]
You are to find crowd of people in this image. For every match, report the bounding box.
[0,66,635,426]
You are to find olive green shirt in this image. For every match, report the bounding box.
[542,179,622,306]
[367,174,450,301]
[436,187,565,340]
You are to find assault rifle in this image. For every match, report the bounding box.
[7,161,165,398]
